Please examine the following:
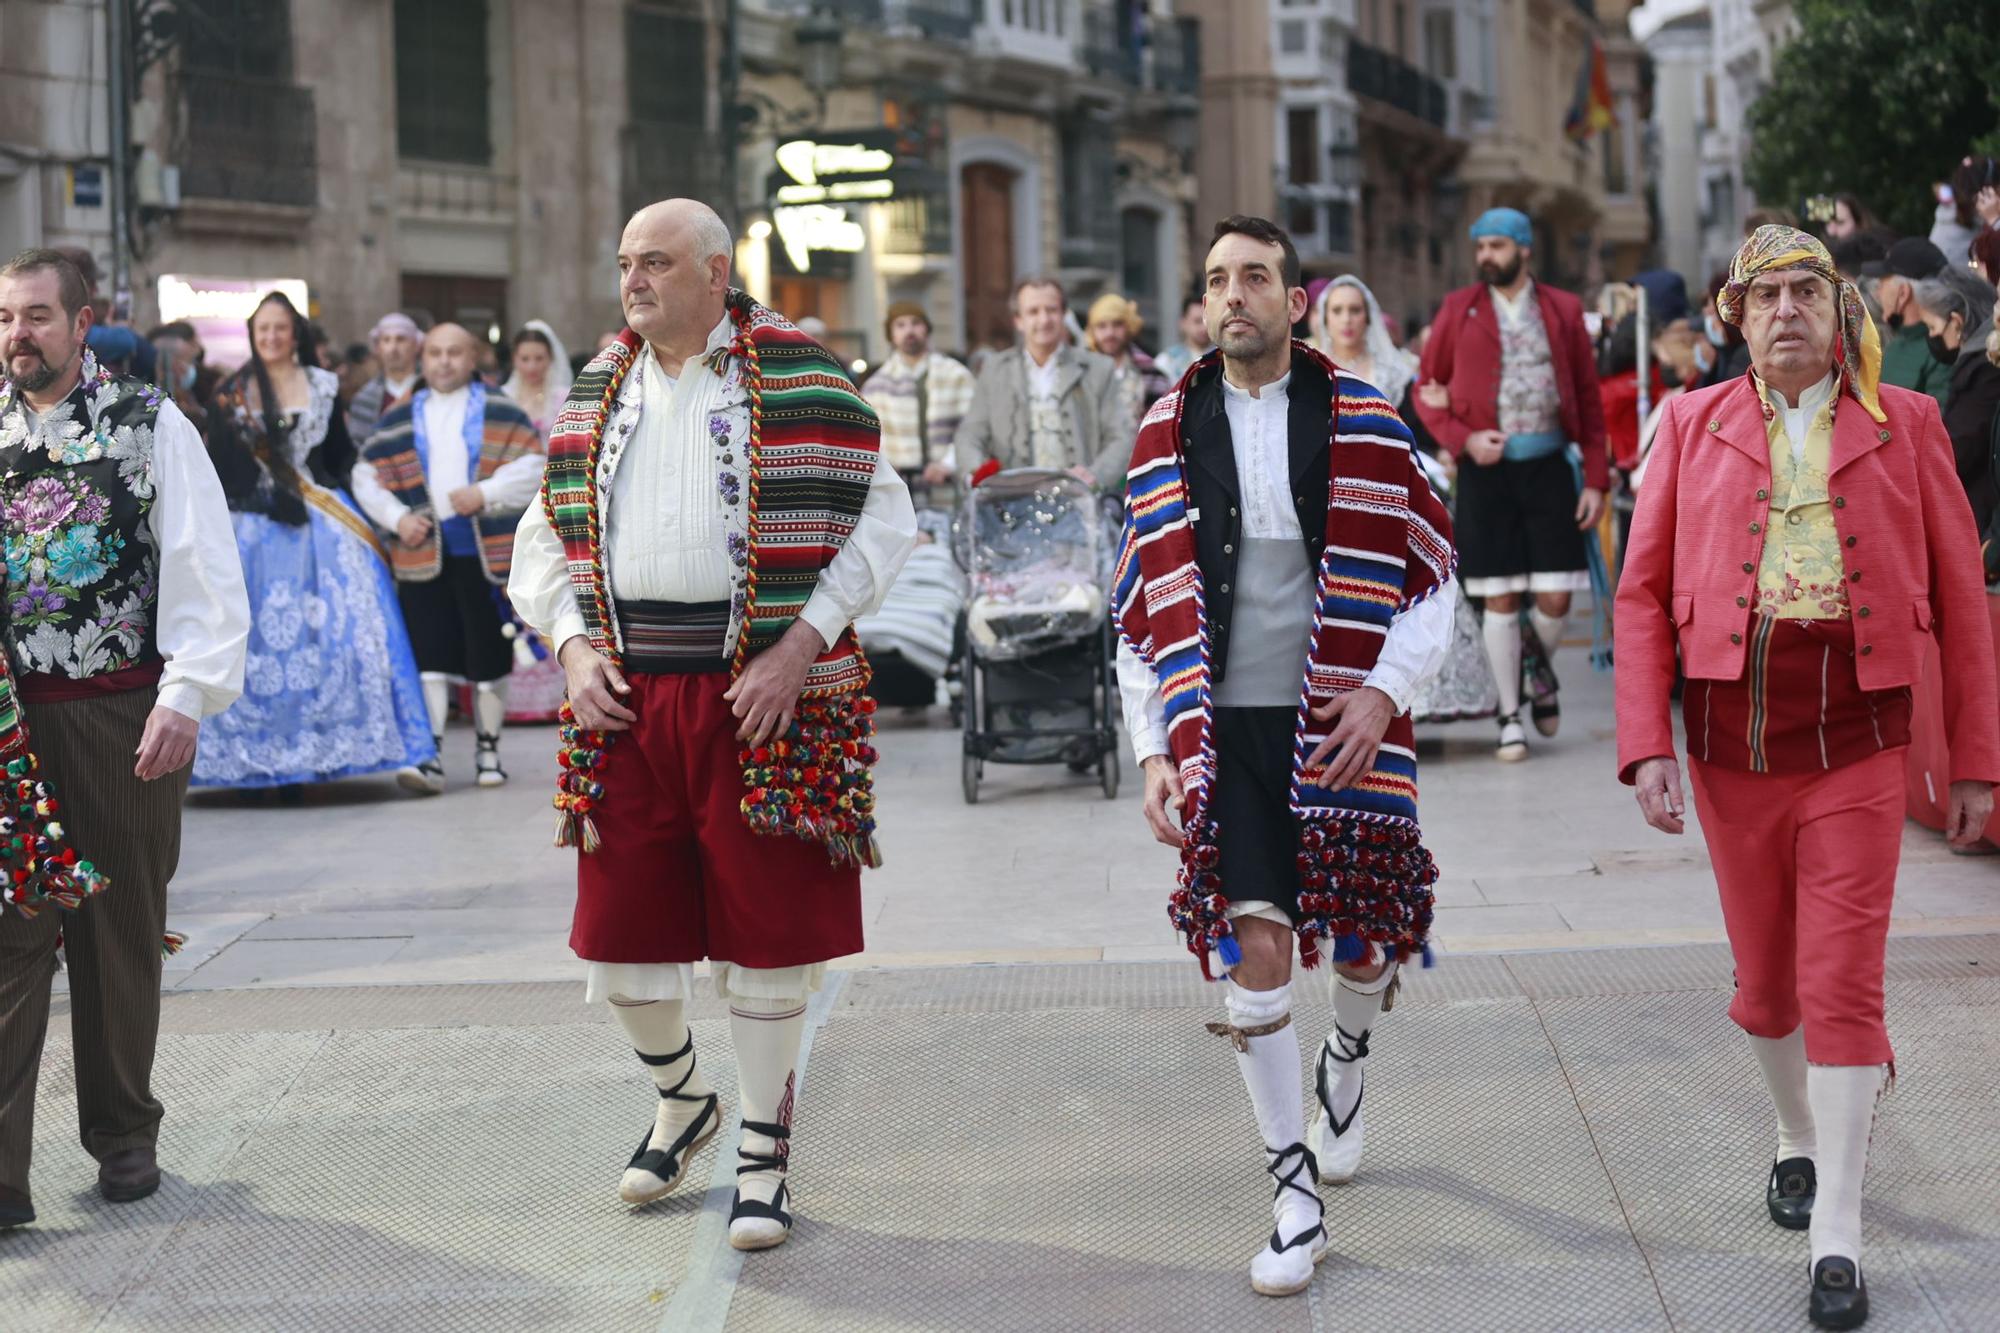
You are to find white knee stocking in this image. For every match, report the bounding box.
[473,679,507,739]
[1482,611,1523,718]
[1807,1063,1885,1269]
[1529,607,1566,660]
[1748,1029,1816,1161]
[1313,960,1398,1183]
[610,995,716,1200]
[419,672,451,743]
[1220,983,1316,1234]
[729,994,808,1208]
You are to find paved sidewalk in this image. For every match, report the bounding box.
[10,939,2000,1331]
[140,657,2000,992]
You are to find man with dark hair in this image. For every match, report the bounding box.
[860,300,974,492]
[952,276,1129,488]
[1116,216,1456,1296]
[1862,237,1954,409]
[1416,206,1607,762]
[1154,294,1214,382]
[0,248,249,1228]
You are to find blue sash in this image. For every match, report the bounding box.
[410,382,487,558]
[1502,429,1566,461]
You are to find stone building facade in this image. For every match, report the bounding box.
[1,0,1200,373]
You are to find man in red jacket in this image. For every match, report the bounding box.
[1615,225,1999,1331]
[1416,208,1607,760]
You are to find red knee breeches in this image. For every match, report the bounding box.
[1688,746,1904,1067]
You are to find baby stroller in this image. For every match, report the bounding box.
[953,468,1120,804]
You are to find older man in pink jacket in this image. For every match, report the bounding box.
[1615,226,1999,1332]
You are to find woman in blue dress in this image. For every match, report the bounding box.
[192,292,435,794]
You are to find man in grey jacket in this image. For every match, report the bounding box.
[953,277,1133,489]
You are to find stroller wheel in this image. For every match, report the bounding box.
[961,752,981,804]
[1099,751,1120,800]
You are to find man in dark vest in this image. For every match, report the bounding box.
[0,249,249,1228]
[1116,217,1457,1296]
[353,323,544,792]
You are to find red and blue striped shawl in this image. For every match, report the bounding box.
[1112,342,1457,975]
[540,292,885,869]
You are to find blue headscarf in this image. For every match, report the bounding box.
[1468,207,1533,249]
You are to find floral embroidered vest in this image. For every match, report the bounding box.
[0,353,164,680]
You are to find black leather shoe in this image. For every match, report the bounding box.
[97,1146,160,1203]
[1767,1156,1815,1230]
[1809,1256,1868,1329]
[0,1183,32,1228]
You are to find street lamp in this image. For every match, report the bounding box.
[1328,135,1361,192]
[796,5,846,110]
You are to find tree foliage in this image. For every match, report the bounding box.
[1746,0,2000,238]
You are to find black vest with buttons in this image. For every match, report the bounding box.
[1177,350,1335,686]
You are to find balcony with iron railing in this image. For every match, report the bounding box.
[398,161,518,220]
[1346,40,1449,131]
[976,0,1074,68]
[175,74,318,209]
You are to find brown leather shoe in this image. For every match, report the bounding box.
[0,1183,32,1228]
[97,1147,161,1203]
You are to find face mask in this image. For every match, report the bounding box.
[1703,314,1726,346]
[1693,340,1714,374]
[1927,331,1957,363]
[177,363,197,391]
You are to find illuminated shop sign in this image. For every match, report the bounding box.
[764,131,906,275]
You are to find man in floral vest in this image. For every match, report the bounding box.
[0,249,248,1228]
[510,200,915,1252]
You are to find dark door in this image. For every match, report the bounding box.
[960,163,1017,352]
[400,273,509,357]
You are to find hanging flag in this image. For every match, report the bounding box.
[1564,36,1617,141]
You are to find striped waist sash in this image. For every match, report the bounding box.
[617,600,732,675]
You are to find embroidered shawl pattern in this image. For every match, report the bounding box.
[541,292,885,868]
[1113,345,1457,976]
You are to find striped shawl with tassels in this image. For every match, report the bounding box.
[540,291,884,868]
[1112,343,1457,977]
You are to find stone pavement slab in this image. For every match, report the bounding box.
[10,938,1999,1331]
[155,658,2000,990]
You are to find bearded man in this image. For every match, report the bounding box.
[1116,216,1455,1296]
[509,199,915,1252]
[0,249,248,1228]
[1616,225,2000,1330]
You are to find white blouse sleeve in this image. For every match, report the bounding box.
[1115,638,1170,763]
[797,452,920,648]
[507,493,589,656]
[477,450,548,514]
[148,401,251,720]
[1363,578,1456,715]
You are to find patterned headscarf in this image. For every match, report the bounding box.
[1716,224,1884,422]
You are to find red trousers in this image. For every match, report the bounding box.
[570,672,863,968]
[1689,746,1904,1067]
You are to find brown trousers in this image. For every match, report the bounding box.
[0,686,189,1193]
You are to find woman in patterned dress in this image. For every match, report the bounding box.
[191,292,435,793]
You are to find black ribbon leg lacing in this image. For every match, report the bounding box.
[729,1119,793,1229]
[627,1032,719,1186]
[1264,1141,1324,1255]
[1314,1023,1369,1138]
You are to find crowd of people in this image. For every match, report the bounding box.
[5,146,1999,1327]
